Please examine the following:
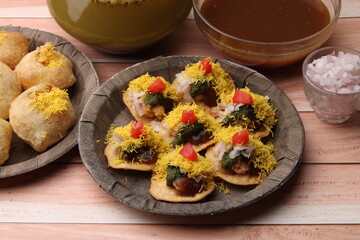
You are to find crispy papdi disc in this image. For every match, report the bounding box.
[0,119,13,165]
[0,62,22,119]
[149,178,215,202]
[104,135,156,171]
[252,127,271,139]
[0,30,29,70]
[205,147,261,185]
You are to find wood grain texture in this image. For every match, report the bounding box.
[0,162,359,224]
[0,224,360,240]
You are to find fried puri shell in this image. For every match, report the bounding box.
[104,134,156,171]
[0,30,29,70]
[205,147,261,185]
[9,84,76,152]
[0,62,22,119]
[14,46,76,90]
[0,119,13,165]
[149,178,216,203]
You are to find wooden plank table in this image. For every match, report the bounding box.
[1,0,360,239]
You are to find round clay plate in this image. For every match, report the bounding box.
[0,26,99,178]
[78,56,305,216]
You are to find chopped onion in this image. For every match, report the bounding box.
[306,51,360,93]
[128,90,145,116]
[229,145,253,159]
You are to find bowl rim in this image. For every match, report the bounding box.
[302,46,360,96]
[192,0,342,46]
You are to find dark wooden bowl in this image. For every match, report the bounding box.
[78,56,305,216]
[0,26,99,178]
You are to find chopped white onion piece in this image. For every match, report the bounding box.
[306,51,360,93]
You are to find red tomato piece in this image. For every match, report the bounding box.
[130,121,146,138]
[147,77,166,93]
[232,129,249,145]
[179,143,198,161]
[198,58,212,75]
[181,109,197,124]
[232,89,253,105]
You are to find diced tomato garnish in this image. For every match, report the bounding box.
[179,143,198,161]
[232,89,253,105]
[198,58,212,75]
[130,121,147,138]
[232,129,249,145]
[147,77,166,93]
[181,109,197,124]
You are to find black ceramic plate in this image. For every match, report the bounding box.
[78,56,305,216]
[0,26,99,178]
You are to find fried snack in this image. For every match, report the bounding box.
[216,87,278,139]
[0,119,13,165]
[172,58,235,116]
[150,144,215,202]
[15,42,76,90]
[0,30,29,69]
[0,62,22,119]
[9,84,76,152]
[104,121,170,171]
[205,126,277,185]
[159,103,220,152]
[123,73,181,123]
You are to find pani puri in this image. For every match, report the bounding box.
[9,84,76,152]
[15,42,76,90]
[0,119,13,165]
[0,62,22,119]
[0,30,29,70]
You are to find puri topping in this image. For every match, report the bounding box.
[212,126,277,180]
[181,109,197,124]
[106,121,170,166]
[181,58,235,103]
[36,42,64,67]
[163,104,219,147]
[179,143,198,161]
[29,86,70,119]
[232,89,253,105]
[130,121,147,138]
[148,77,166,93]
[153,146,214,196]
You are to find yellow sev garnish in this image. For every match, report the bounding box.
[225,87,278,132]
[213,126,277,180]
[182,58,235,102]
[152,146,214,182]
[106,122,170,164]
[29,87,70,119]
[126,73,181,101]
[36,42,64,67]
[0,32,8,44]
[162,103,220,131]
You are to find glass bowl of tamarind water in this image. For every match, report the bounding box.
[193,0,341,68]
